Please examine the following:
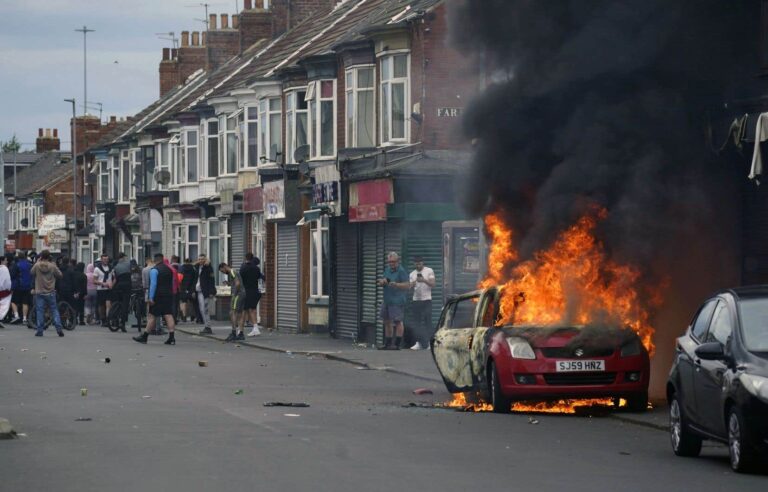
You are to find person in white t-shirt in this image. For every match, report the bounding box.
[408,256,435,350]
[93,254,114,327]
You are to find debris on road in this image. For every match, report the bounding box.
[0,418,17,440]
[20,349,28,352]
[80,388,88,396]
[263,402,310,408]
[402,402,439,409]
[198,360,208,367]
[234,389,244,395]
[104,357,111,363]
[283,413,300,417]
[74,418,92,422]
[15,369,23,374]
[413,388,433,395]
[528,417,539,425]
[142,395,152,399]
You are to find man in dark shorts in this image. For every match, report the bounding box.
[235,252,264,340]
[94,254,113,328]
[110,253,132,332]
[133,253,176,345]
[219,262,243,340]
[377,252,410,349]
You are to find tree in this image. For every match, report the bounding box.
[2,135,21,153]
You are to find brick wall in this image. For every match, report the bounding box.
[44,173,77,217]
[271,0,338,36]
[36,128,60,153]
[262,221,276,328]
[207,15,240,71]
[240,9,274,50]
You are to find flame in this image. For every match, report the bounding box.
[481,207,658,355]
[444,393,628,414]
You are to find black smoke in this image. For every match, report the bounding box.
[450,0,760,396]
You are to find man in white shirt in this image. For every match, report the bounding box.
[93,254,113,327]
[408,256,435,350]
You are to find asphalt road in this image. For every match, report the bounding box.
[0,325,765,492]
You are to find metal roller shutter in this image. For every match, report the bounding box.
[335,220,359,340]
[276,223,299,333]
[360,221,402,345]
[230,215,245,268]
[403,221,443,334]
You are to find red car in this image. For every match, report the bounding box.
[431,287,650,412]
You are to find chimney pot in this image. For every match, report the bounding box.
[221,13,229,29]
[181,31,190,47]
[38,128,43,137]
[209,13,217,30]
[53,129,58,138]
[192,31,200,46]
[202,31,207,45]
[162,47,170,60]
[45,128,51,138]
[232,14,239,29]
[110,115,117,123]
[244,0,252,9]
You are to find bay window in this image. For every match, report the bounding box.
[98,159,109,200]
[142,146,155,193]
[204,119,219,178]
[245,106,259,167]
[131,148,141,198]
[380,53,410,145]
[182,128,198,183]
[205,220,221,282]
[309,216,330,297]
[111,155,119,200]
[120,150,130,202]
[219,115,238,175]
[172,223,199,260]
[307,79,336,159]
[259,97,282,163]
[285,89,308,163]
[345,66,375,148]
[155,140,170,190]
[169,133,181,186]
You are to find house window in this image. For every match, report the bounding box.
[380,53,410,145]
[251,213,265,264]
[120,231,133,258]
[187,224,199,260]
[285,89,308,164]
[111,155,119,200]
[205,120,219,178]
[245,106,259,167]
[309,215,330,297]
[98,159,109,200]
[131,149,142,199]
[307,80,336,159]
[120,150,130,202]
[182,128,198,183]
[156,140,170,190]
[172,224,186,260]
[259,97,282,163]
[219,115,238,175]
[169,133,181,186]
[345,66,375,148]
[206,220,221,283]
[142,146,155,193]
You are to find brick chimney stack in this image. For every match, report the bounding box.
[270,0,336,36]
[36,127,61,153]
[239,0,275,52]
[206,13,240,71]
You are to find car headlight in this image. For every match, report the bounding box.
[620,339,642,357]
[741,374,768,404]
[506,337,536,360]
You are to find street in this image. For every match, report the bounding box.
[0,326,764,492]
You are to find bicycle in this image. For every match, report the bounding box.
[26,296,77,331]
[128,290,145,331]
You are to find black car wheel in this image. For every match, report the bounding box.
[728,406,760,473]
[625,391,648,412]
[669,395,702,457]
[489,361,511,414]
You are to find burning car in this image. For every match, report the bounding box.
[431,286,650,413]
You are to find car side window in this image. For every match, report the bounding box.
[691,299,717,341]
[479,293,500,327]
[443,297,477,329]
[705,301,733,346]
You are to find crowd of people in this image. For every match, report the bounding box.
[0,249,266,346]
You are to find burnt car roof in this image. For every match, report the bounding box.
[724,285,768,299]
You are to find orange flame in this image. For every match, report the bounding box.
[445,393,628,414]
[481,207,658,355]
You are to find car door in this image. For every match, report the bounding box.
[432,294,480,392]
[693,300,733,437]
[677,299,717,422]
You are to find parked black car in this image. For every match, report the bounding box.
[667,286,768,473]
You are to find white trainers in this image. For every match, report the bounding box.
[247,326,261,337]
[10,315,21,323]
[410,342,424,350]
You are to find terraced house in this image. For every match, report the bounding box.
[77,0,480,342]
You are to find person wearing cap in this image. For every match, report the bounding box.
[408,255,436,350]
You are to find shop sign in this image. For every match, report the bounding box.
[4,239,16,253]
[313,181,338,205]
[39,214,66,234]
[263,180,285,220]
[437,107,462,117]
[47,229,69,244]
[349,204,387,222]
[243,187,263,213]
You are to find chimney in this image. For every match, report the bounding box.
[271,0,337,35]
[202,32,207,45]
[232,14,239,29]
[171,48,178,59]
[206,14,240,70]
[36,126,61,153]
[181,31,190,47]
[38,128,43,137]
[192,31,200,46]
[221,14,229,29]
[53,129,58,138]
[162,47,170,60]
[110,115,117,124]
[244,0,253,9]
[209,13,217,30]
[239,7,274,50]
[45,128,51,138]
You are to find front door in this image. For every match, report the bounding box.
[679,299,717,423]
[433,295,480,392]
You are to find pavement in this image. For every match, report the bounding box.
[176,320,671,431]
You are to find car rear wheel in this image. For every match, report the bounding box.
[728,406,760,473]
[669,395,702,457]
[625,391,648,412]
[489,361,511,414]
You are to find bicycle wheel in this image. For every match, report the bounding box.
[58,302,77,331]
[107,303,123,332]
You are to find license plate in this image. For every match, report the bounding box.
[556,360,605,372]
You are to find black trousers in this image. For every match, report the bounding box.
[113,284,131,327]
[410,300,433,346]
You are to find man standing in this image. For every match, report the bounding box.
[219,262,243,339]
[195,254,216,335]
[408,256,436,350]
[377,252,410,350]
[10,252,32,324]
[141,257,154,331]
[0,256,12,328]
[111,253,132,332]
[94,254,113,328]
[31,250,65,337]
[133,253,176,345]
[236,253,264,340]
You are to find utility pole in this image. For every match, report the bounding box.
[75,26,95,115]
[65,98,77,258]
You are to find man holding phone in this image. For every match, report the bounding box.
[377,252,410,349]
[408,256,436,350]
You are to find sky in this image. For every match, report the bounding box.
[0,0,243,152]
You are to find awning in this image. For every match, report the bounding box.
[296,208,321,226]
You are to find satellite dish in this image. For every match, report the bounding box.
[294,144,310,164]
[154,170,171,186]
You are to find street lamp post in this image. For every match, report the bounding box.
[75,26,95,116]
[65,98,77,258]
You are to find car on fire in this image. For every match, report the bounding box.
[667,286,768,473]
[430,286,650,413]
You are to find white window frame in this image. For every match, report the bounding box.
[155,140,170,191]
[309,215,329,297]
[345,65,376,148]
[172,223,200,261]
[204,220,223,283]
[203,119,219,178]
[131,148,142,199]
[181,127,199,184]
[307,79,337,160]
[244,106,259,168]
[219,114,239,175]
[168,133,181,187]
[97,159,109,201]
[251,213,265,265]
[119,150,130,203]
[258,97,282,164]
[285,88,308,164]
[379,52,411,146]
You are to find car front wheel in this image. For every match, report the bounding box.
[728,406,760,473]
[669,395,702,457]
[489,361,511,414]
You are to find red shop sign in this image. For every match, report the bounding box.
[349,204,387,222]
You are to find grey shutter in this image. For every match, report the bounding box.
[230,214,245,269]
[335,221,359,340]
[403,221,443,332]
[276,223,299,333]
[360,221,402,344]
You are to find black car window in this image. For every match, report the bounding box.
[691,299,717,341]
[705,301,733,346]
[737,298,768,352]
[445,297,477,329]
